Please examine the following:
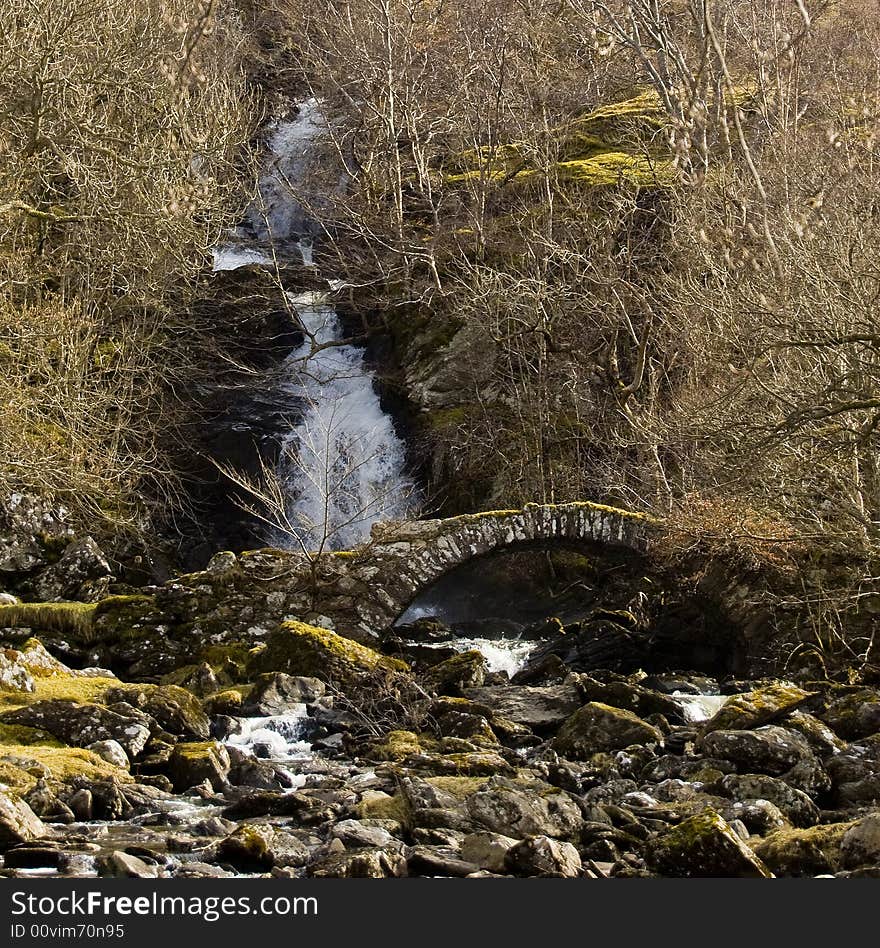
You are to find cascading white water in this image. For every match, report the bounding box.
[211,99,416,550]
[277,291,415,550]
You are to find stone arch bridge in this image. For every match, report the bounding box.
[197,502,659,639]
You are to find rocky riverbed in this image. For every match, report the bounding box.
[1,621,880,879]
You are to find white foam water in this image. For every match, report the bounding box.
[672,692,728,723]
[451,637,536,677]
[225,708,313,762]
[276,290,415,551]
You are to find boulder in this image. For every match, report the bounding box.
[0,649,34,693]
[104,684,210,740]
[647,809,772,878]
[719,774,819,827]
[701,683,813,734]
[753,823,851,876]
[697,726,812,776]
[0,791,47,849]
[248,621,409,700]
[574,676,686,724]
[465,779,583,840]
[86,740,129,770]
[460,831,518,872]
[167,741,230,792]
[96,851,159,879]
[817,688,880,740]
[406,846,480,877]
[464,681,582,731]
[241,673,325,715]
[840,814,880,869]
[505,836,582,877]
[553,702,662,758]
[424,651,487,696]
[330,819,399,849]
[0,700,150,756]
[309,849,407,878]
[30,537,112,601]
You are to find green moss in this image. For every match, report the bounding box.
[0,674,116,713]
[357,791,410,826]
[0,742,130,793]
[0,723,63,747]
[367,730,437,762]
[424,775,490,799]
[250,621,409,682]
[0,602,96,638]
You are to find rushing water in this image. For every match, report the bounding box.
[211,100,415,551]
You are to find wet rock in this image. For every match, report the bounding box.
[86,740,129,770]
[719,774,819,827]
[214,823,276,872]
[23,780,74,824]
[0,700,150,756]
[204,692,244,718]
[4,843,63,869]
[465,778,583,840]
[222,789,339,823]
[647,809,773,877]
[720,799,788,836]
[553,702,662,759]
[167,741,231,792]
[436,711,497,745]
[309,848,407,878]
[574,676,686,725]
[701,683,812,734]
[406,846,480,877]
[697,726,812,776]
[460,831,518,872]
[66,789,93,821]
[840,814,880,869]
[504,836,582,877]
[241,673,325,715]
[227,748,294,791]
[464,682,582,731]
[96,850,160,878]
[0,791,47,848]
[105,684,210,740]
[753,823,851,876]
[785,710,847,758]
[424,651,487,696]
[817,687,880,740]
[331,819,399,849]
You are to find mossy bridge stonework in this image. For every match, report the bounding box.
[217,502,661,639]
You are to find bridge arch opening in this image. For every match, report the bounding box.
[388,539,747,679]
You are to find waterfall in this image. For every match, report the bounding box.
[277,290,416,551]
[212,100,416,551]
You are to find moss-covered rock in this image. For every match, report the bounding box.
[167,740,230,792]
[753,822,852,876]
[648,809,773,878]
[816,687,880,740]
[465,778,584,840]
[553,702,662,759]
[104,684,210,740]
[202,689,245,716]
[0,699,150,756]
[423,650,486,696]
[248,621,410,699]
[701,683,813,734]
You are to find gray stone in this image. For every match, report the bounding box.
[841,814,880,869]
[553,702,662,758]
[460,831,518,872]
[86,740,129,770]
[505,836,582,877]
[0,791,47,848]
